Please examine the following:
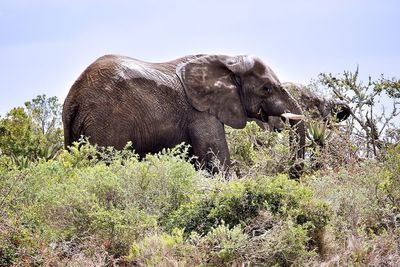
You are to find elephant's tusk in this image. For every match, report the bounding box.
[281,113,304,120]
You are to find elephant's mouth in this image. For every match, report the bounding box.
[258,108,269,123]
[273,126,283,133]
[258,107,304,124]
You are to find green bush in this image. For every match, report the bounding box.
[245,220,317,266]
[0,142,204,264]
[379,143,400,217]
[0,95,63,170]
[304,150,400,265]
[165,174,332,249]
[195,224,249,266]
[226,121,292,176]
[2,138,399,265]
[126,228,200,266]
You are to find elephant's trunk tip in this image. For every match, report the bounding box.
[335,102,351,121]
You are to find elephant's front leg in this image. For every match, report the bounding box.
[189,117,230,174]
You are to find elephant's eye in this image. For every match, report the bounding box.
[264,86,272,93]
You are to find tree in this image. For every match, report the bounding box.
[0,95,63,169]
[315,67,400,158]
[24,94,63,158]
[0,107,40,168]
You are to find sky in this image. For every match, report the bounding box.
[0,0,399,116]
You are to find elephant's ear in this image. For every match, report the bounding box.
[176,55,249,129]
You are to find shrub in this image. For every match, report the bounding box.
[126,229,201,267]
[304,149,400,265]
[245,220,317,266]
[195,224,249,266]
[379,143,400,217]
[0,95,63,170]
[0,142,205,264]
[165,174,332,251]
[4,137,399,265]
[226,121,292,176]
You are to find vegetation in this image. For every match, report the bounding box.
[0,95,63,169]
[0,70,399,266]
[315,67,400,157]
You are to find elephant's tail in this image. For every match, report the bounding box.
[62,100,79,150]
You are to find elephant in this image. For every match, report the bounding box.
[252,82,351,171]
[62,54,305,176]
[264,82,351,133]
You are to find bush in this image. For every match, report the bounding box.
[304,147,400,265]
[245,220,317,266]
[126,229,200,266]
[0,95,63,170]
[2,134,399,265]
[226,121,292,176]
[194,224,249,266]
[379,143,400,217]
[0,142,204,265]
[165,174,332,253]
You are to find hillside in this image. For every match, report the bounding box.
[0,72,399,266]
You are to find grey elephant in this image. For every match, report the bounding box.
[264,82,351,133]
[63,54,305,176]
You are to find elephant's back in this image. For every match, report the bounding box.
[67,54,197,99]
[63,54,196,150]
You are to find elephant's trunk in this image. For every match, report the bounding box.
[288,118,305,178]
[285,96,306,179]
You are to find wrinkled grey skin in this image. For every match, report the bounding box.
[265,82,351,132]
[63,54,305,175]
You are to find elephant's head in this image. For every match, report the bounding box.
[266,83,351,132]
[285,83,351,122]
[176,55,305,177]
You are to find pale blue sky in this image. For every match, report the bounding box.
[1,0,399,116]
